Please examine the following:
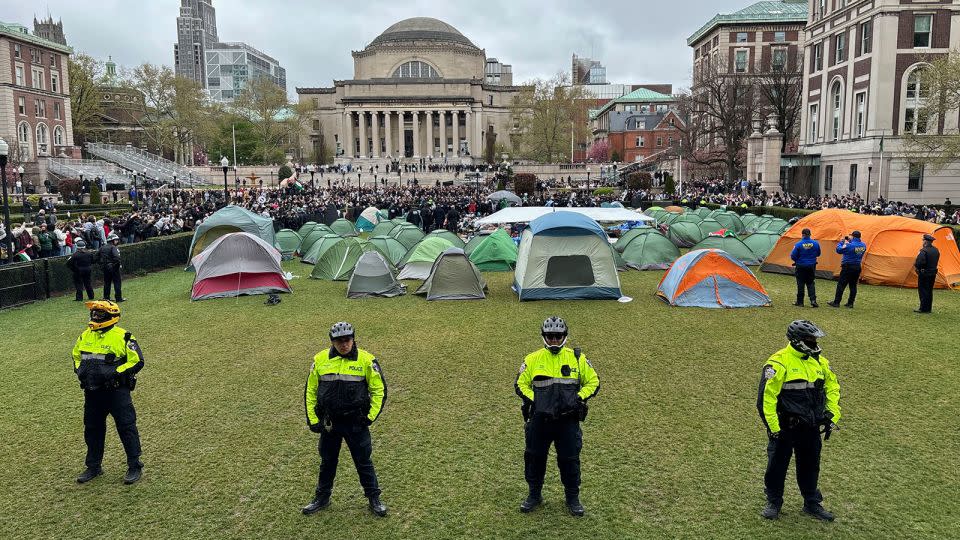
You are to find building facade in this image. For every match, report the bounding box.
[591,88,677,144]
[798,0,960,203]
[0,20,74,165]
[605,109,685,165]
[174,0,219,86]
[297,18,522,165]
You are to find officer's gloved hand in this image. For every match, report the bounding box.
[362,417,373,427]
[308,423,323,434]
[768,431,781,441]
[829,422,839,432]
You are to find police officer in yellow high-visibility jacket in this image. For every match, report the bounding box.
[302,322,388,517]
[72,300,144,485]
[515,317,599,517]
[757,320,841,522]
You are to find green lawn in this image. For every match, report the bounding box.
[2,262,958,539]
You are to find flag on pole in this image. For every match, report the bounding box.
[879,135,884,154]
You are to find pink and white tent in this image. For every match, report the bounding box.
[190,232,291,300]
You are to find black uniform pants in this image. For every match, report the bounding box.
[83,388,142,469]
[764,424,823,507]
[102,266,122,300]
[795,265,817,304]
[833,264,861,305]
[316,423,380,498]
[524,417,582,498]
[917,273,936,312]
[74,269,94,300]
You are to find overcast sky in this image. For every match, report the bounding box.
[11,0,754,95]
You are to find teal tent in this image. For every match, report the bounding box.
[468,229,518,271]
[189,205,275,259]
[742,232,782,261]
[620,229,680,270]
[331,218,358,237]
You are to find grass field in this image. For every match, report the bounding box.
[2,261,958,539]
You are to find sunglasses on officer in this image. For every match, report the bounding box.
[543,333,566,345]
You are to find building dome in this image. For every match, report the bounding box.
[368,17,477,49]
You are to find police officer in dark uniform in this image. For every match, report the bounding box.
[790,228,821,307]
[914,233,940,313]
[828,231,866,308]
[515,317,599,517]
[67,239,95,301]
[72,301,145,484]
[97,232,125,302]
[302,322,388,517]
[758,320,840,521]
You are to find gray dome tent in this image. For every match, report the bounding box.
[347,251,406,298]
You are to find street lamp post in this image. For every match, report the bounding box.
[358,173,362,191]
[586,167,591,193]
[131,171,138,210]
[16,165,24,197]
[220,156,229,205]
[0,138,13,262]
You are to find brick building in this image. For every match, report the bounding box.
[796,0,960,203]
[591,88,683,164]
[0,20,74,172]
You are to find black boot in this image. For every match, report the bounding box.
[368,496,387,517]
[565,496,585,517]
[76,467,102,484]
[761,502,781,519]
[803,503,835,521]
[810,301,819,308]
[519,489,542,513]
[301,494,330,515]
[123,462,143,485]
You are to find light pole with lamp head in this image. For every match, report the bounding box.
[16,165,24,196]
[0,138,13,261]
[220,156,229,205]
[586,166,591,193]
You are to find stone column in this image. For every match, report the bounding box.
[358,110,367,158]
[474,108,483,159]
[464,110,473,157]
[438,110,446,160]
[451,110,460,156]
[371,110,380,158]
[344,110,353,158]
[399,111,408,159]
[384,111,393,159]
[425,111,434,158]
[412,110,421,158]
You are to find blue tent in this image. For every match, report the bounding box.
[513,211,621,300]
[657,249,771,308]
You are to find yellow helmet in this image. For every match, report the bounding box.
[85,300,120,330]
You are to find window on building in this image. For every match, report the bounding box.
[18,96,25,115]
[772,48,787,71]
[312,119,320,130]
[669,117,675,127]
[54,126,64,146]
[18,122,30,145]
[831,81,843,141]
[624,105,637,112]
[808,103,819,143]
[849,164,858,192]
[636,136,644,148]
[392,61,440,79]
[813,43,823,71]
[905,68,929,134]
[488,95,494,105]
[736,32,747,43]
[34,99,41,116]
[656,136,663,147]
[914,15,932,48]
[15,66,24,86]
[836,33,846,63]
[774,31,786,43]
[824,165,833,191]
[860,20,873,55]
[32,68,43,90]
[51,72,59,93]
[735,50,748,73]
[855,92,866,138]
[818,0,826,18]
[908,163,924,190]
[668,136,674,146]
[54,102,61,120]
[14,43,20,58]
[30,48,38,63]
[35,124,48,155]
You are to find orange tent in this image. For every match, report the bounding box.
[761,209,960,289]
[664,205,685,214]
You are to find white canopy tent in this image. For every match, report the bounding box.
[475,206,654,226]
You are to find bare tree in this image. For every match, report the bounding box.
[756,53,804,152]
[903,53,960,169]
[68,53,104,147]
[677,60,757,182]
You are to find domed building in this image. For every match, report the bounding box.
[298,17,520,165]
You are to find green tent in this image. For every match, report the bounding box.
[188,205,276,259]
[464,232,493,256]
[368,235,409,266]
[695,207,712,218]
[668,221,705,248]
[660,213,682,227]
[390,218,409,226]
[762,218,789,234]
[675,214,704,225]
[742,232,782,261]
[697,218,726,237]
[646,206,664,212]
[468,229,518,271]
[691,236,762,265]
[331,218,358,237]
[371,220,399,238]
[620,230,680,270]
[426,229,465,249]
[301,233,345,265]
[309,237,365,280]
[714,212,745,234]
[347,251,406,298]
[415,248,487,300]
[299,226,337,256]
[398,237,455,280]
[274,229,302,259]
[390,224,426,250]
[740,213,759,229]
[297,221,319,238]
[613,227,653,252]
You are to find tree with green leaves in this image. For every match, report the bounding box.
[68,53,105,147]
[233,77,296,164]
[510,73,589,163]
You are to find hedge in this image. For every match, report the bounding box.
[0,232,192,309]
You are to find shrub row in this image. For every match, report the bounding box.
[0,232,192,309]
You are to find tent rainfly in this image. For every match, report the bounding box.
[330,218,358,237]
[300,233,345,265]
[468,228,518,271]
[274,229,302,259]
[618,229,680,270]
[390,224,426,250]
[398,237,455,280]
[309,237,365,280]
[188,205,276,259]
[347,251,406,298]
[368,235,409,266]
[657,249,770,308]
[190,232,291,300]
[425,229,466,249]
[415,248,487,300]
[357,207,385,232]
